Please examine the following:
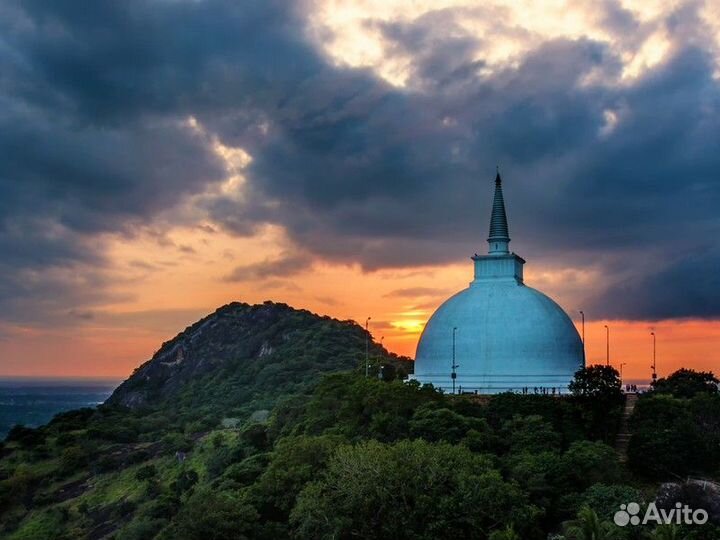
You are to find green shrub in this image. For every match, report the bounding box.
[135,465,157,482]
[117,517,168,540]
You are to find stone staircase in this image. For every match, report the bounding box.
[615,393,638,463]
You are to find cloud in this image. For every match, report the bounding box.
[0,0,718,326]
[314,296,340,306]
[223,252,314,282]
[92,308,212,334]
[255,280,303,293]
[588,246,720,319]
[384,287,452,298]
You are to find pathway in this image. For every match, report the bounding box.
[615,393,638,463]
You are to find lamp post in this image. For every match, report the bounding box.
[620,362,626,383]
[365,317,371,377]
[451,327,459,394]
[579,310,586,366]
[604,324,610,366]
[651,331,657,382]
[378,336,385,380]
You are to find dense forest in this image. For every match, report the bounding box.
[0,302,718,539]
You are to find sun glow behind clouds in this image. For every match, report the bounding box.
[309,0,717,87]
[621,29,671,80]
[186,116,252,197]
[309,0,606,85]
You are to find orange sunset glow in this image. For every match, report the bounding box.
[1,0,719,383]
[1,221,718,381]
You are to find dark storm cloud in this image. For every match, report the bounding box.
[1,0,719,323]
[0,0,307,319]
[590,247,720,320]
[223,252,314,282]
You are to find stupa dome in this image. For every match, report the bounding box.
[411,172,583,394]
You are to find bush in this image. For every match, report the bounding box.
[135,465,157,482]
[503,415,560,454]
[238,423,270,453]
[560,441,620,491]
[115,499,137,518]
[59,446,89,475]
[162,433,193,453]
[223,454,270,486]
[6,425,45,447]
[172,469,199,495]
[139,495,180,520]
[117,517,168,540]
[173,489,258,540]
[127,450,151,465]
[409,404,489,444]
[580,484,643,522]
[95,455,120,473]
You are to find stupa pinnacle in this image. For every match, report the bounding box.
[410,170,583,394]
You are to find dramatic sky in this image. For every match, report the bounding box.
[1,0,719,379]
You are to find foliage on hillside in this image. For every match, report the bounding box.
[0,301,718,540]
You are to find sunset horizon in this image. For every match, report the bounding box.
[1,0,718,382]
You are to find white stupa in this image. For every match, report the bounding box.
[410,172,584,394]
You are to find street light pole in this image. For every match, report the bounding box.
[365,317,371,377]
[451,327,458,395]
[604,324,610,366]
[579,310,586,367]
[620,362,626,383]
[651,331,657,382]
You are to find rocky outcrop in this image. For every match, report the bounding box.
[655,480,720,525]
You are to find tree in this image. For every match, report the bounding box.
[506,451,564,520]
[580,484,642,522]
[652,369,719,399]
[562,506,618,540]
[117,518,168,540]
[294,373,440,441]
[627,394,718,478]
[569,365,622,403]
[628,423,703,478]
[560,441,620,491]
[5,425,45,448]
[489,525,521,540]
[409,403,490,444]
[249,435,344,524]
[291,440,540,540]
[502,415,560,454]
[569,365,624,442]
[173,488,258,540]
[650,525,680,540]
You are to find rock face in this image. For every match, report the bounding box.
[655,480,720,525]
[107,301,409,410]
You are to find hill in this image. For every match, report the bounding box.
[108,300,411,414]
[0,301,411,539]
